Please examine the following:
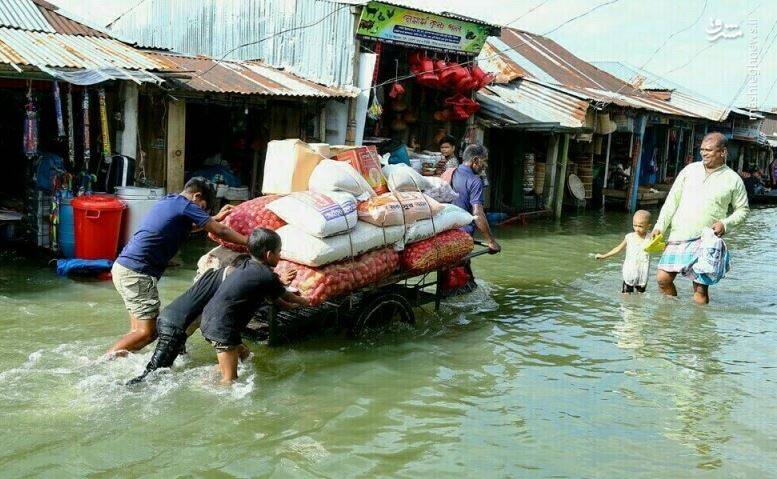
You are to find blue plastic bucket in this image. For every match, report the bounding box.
[59,196,75,258]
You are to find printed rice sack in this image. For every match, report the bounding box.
[400,229,474,274]
[309,159,376,201]
[195,245,242,280]
[358,192,444,227]
[334,145,389,195]
[275,248,399,306]
[404,204,475,245]
[277,222,404,267]
[266,190,357,238]
[383,163,431,192]
[423,176,459,203]
[208,195,286,251]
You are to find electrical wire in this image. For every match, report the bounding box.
[640,0,708,71]
[501,0,551,28]
[759,75,777,110]
[722,15,777,111]
[358,0,623,95]
[188,4,351,81]
[597,0,711,109]
[664,2,761,75]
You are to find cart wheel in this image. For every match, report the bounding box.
[350,292,415,338]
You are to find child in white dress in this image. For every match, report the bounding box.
[595,210,652,293]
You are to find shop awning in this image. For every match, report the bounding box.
[148,51,358,98]
[477,80,589,131]
[0,27,168,83]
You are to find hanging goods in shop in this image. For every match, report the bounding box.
[523,153,535,192]
[469,64,495,90]
[98,88,111,157]
[367,95,383,120]
[444,94,480,121]
[82,89,91,171]
[388,82,405,99]
[52,81,65,137]
[23,85,38,158]
[66,85,75,165]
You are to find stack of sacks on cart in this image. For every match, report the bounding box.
[201,139,475,305]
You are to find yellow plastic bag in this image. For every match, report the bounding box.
[644,233,667,253]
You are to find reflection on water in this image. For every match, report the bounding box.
[1,208,776,477]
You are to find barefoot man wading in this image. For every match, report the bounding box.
[652,132,749,304]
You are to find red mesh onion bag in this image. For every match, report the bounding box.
[274,248,399,306]
[208,195,286,251]
[400,229,474,274]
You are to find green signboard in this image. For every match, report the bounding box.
[356,1,491,55]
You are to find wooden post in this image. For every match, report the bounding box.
[688,124,696,163]
[660,127,670,181]
[673,128,683,176]
[119,83,138,160]
[250,149,260,197]
[626,115,647,213]
[553,133,570,219]
[601,132,612,208]
[166,99,186,193]
[543,134,559,209]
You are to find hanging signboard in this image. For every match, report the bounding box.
[356,1,491,55]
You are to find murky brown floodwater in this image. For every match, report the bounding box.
[1,207,775,478]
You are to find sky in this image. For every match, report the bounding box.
[51,0,777,110]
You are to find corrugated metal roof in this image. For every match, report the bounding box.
[149,51,357,98]
[32,0,109,37]
[480,28,701,119]
[592,61,672,91]
[592,61,756,122]
[0,0,54,32]
[0,27,168,71]
[477,79,589,130]
[109,0,357,87]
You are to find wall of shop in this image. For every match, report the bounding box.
[109,0,357,88]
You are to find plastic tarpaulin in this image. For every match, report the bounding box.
[56,258,112,276]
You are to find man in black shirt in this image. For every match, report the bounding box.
[125,266,232,385]
[201,228,310,384]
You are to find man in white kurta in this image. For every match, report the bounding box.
[652,132,749,305]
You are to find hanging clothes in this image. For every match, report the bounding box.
[98,88,111,157]
[82,89,91,171]
[66,85,75,165]
[53,80,65,137]
[23,85,39,158]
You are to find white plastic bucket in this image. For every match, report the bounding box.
[115,187,165,246]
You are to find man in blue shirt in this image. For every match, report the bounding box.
[452,144,501,253]
[108,177,247,356]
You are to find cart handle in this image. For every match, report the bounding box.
[472,239,499,255]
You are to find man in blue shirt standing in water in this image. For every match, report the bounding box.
[445,144,501,295]
[108,177,247,356]
[452,144,501,252]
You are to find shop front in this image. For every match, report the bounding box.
[353,1,499,177]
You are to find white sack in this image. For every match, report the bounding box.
[278,222,404,267]
[383,163,431,192]
[404,204,475,245]
[308,159,376,201]
[266,190,357,238]
[423,176,459,203]
[195,245,241,281]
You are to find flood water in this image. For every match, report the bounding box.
[1,207,775,478]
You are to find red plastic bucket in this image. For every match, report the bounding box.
[72,194,126,260]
